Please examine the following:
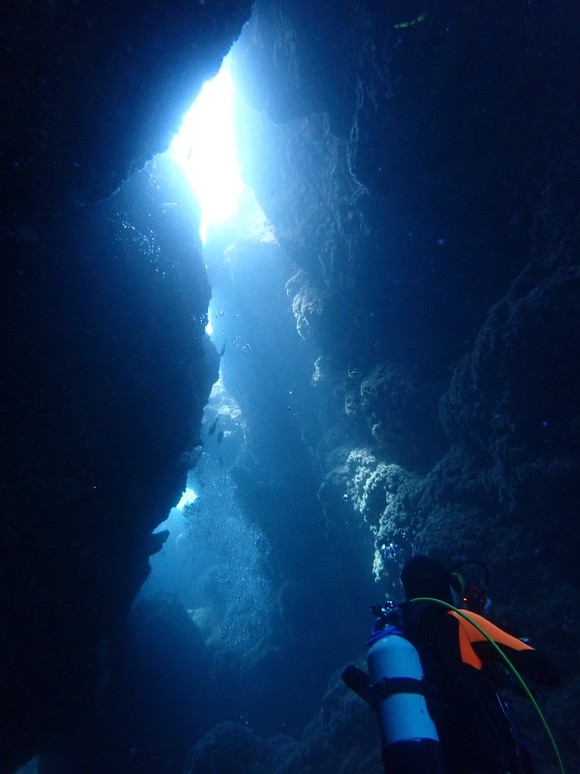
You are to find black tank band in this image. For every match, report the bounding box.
[371,676,426,700]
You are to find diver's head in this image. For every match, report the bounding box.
[449,560,491,615]
[401,555,453,603]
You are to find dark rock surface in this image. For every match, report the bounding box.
[234,0,578,369]
[221,1,579,770]
[0,2,251,770]
[184,666,381,774]
[41,594,214,773]
[1,0,250,229]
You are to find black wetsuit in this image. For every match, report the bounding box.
[403,602,560,774]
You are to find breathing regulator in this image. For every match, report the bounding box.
[449,559,491,616]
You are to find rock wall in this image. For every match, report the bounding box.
[233,0,580,606]
[0,2,251,770]
[224,1,579,769]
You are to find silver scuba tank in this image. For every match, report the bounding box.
[367,632,446,772]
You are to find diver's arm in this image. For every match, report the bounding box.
[451,610,561,687]
[474,640,561,686]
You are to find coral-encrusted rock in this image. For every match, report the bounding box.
[286,269,329,342]
[358,362,446,470]
[319,447,420,582]
[439,156,580,583]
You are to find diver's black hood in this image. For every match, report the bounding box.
[401,555,453,603]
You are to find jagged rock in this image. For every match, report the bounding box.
[285,269,329,342]
[438,153,580,584]
[319,446,419,584]
[357,361,446,470]
[184,668,381,774]
[184,722,296,774]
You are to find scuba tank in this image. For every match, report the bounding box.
[366,605,446,773]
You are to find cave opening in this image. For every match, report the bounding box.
[136,43,330,741]
[170,53,244,244]
[144,51,277,589]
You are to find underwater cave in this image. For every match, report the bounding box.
[1,1,579,773]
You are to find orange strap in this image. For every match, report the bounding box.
[448,610,533,670]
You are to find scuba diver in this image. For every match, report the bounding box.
[343,555,562,773]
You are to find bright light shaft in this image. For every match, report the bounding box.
[177,487,198,510]
[171,58,243,242]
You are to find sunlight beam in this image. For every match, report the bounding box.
[171,56,243,243]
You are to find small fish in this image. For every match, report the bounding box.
[394,12,428,30]
[208,416,220,436]
[348,363,362,380]
[217,430,224,444]
[219,340,227,359]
